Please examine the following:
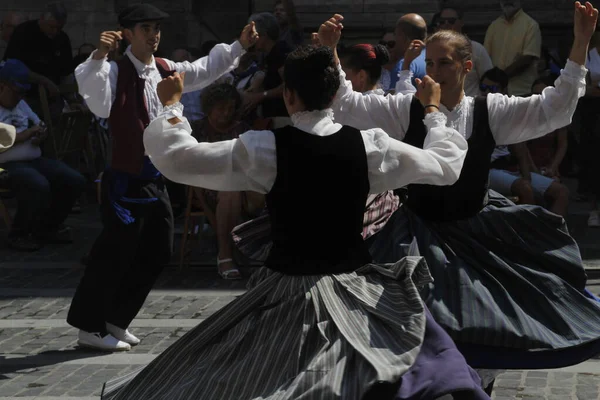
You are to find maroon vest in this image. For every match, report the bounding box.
[108,56,174,175]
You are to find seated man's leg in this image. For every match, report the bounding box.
[530,173,570,217]
[27,157,86,238]
[1,160,51,251]
[489,168,535,204]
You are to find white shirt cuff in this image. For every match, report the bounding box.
[564,59,587,78]
[160,102,184,120]
[424,111,447,128]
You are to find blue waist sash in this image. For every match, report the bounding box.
[106,157,162,225]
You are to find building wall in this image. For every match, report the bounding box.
[0,0,579,61]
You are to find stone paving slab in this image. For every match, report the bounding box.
[0,294,238,322]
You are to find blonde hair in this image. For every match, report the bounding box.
[426,30,472,62]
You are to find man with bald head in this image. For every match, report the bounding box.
[389,13,427,90]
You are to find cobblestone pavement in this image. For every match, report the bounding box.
[1,196,600,399]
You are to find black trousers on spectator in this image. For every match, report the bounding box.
[1,157,86,237]
[67,170,173,333]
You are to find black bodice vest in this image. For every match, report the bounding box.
[265,124,372,274]
[402,96,496,222]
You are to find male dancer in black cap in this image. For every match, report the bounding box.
[67,3,259,351]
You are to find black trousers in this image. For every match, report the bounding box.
[67,170,173,333]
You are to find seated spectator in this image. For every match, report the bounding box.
[190,83,265,279]
[0,59,85,251]
[3,3,74,120]
[484,68,570,216]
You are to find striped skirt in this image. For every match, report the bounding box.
[101,256,432,400]
[367,190,600,369]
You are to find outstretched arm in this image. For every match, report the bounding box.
[165,22,259,93]
[144,72,276,193]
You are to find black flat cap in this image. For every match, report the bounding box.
[118,4,170,26]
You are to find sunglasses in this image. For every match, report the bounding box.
[480,83,500,93]
[437,18,458,25]
[379,40,396,48]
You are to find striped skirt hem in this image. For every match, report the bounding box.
[102,254,432,400]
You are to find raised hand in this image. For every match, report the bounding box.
[94,31,122,59]
[574,2,598,42]
[415,76,441,111]
[239,21,259,50]
[317,14,343,49]
[157,72,185,107]
[403,40,425,70]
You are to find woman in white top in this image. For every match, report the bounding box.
[319,2,600,393]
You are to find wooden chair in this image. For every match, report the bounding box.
[38,86,95,172]
[179,186,217,271]
[0,168,12,229]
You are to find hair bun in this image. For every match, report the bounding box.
[373,44,390,66]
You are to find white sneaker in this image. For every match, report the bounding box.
[589,211,600,228]
[106,322,141,346]
[77,331,131,352]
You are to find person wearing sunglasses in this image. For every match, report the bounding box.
[387,14,427,91]
[378,30,398,91]
[437,6,494,97]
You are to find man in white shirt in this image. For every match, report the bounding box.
[66,3,259,352]
[0,59,85,252]
[436,6,494,97]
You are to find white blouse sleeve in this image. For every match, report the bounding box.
[489,59,587,145]
[143,112,276,193]
[364,112,468,194]
[394,70,417,95]
[74,52,118,119]
[164,41,245,93]
[331,65,414,141]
